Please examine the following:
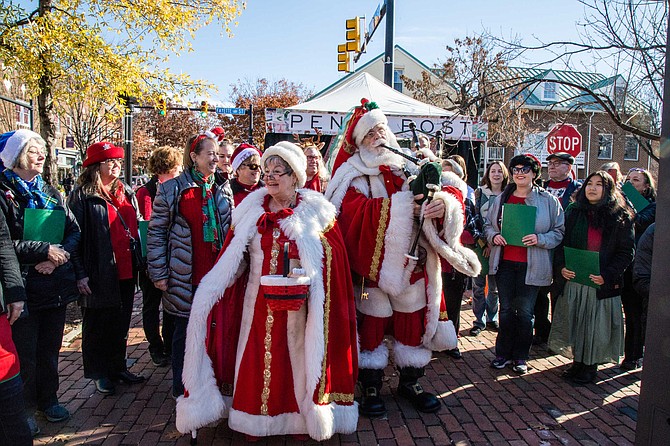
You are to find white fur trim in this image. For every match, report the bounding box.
[262,141,307,187]
[388,279,427,314]
[355,286,393,318]
[420,243,443,348]
[359,343,389,369]
[423,320,458,351]
[377,191,415,294]
[0,129,42,169]
[231,147,258,171]
[392,341,432,368]
[442,159,464,179]
[423,190,481,278]
[352,109,388,146]
[440,171,468,198]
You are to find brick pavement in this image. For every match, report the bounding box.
[35,294,640,445]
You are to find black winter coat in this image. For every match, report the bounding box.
[67,183,140,308]
[0,177,80,312]
[554,203,635,300]
[0,207,26,312]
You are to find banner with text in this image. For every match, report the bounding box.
[265,108,488,142]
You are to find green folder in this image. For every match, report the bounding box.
[564,246,601,289]
[473,244,489,276]
[622,181,651,213]
[23,208,65,244]
[501,204,536,247]
[138,221,149,257]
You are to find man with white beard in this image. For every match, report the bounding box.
[325,100,480,418]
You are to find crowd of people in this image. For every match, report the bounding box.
[0,103,658,443]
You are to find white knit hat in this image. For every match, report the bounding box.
[351,108,388,146]
[261,141,307,188]
[0,129,43,169]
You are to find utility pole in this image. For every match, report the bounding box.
[383,0,395,87]
[635,15,670,446]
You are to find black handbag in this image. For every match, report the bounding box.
[109,202,146,272]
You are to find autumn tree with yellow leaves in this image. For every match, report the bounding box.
[0,0,244,182]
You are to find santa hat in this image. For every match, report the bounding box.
[0,129,43,170]
[231,143,261,172]
[83,141,124,168]
[208,127,226,143]
[261,141,307,188]
[330,98,386,176]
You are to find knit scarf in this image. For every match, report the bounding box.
[3,169,57,209]
[191,167,220,248]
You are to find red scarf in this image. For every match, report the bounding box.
[256,208,294,232]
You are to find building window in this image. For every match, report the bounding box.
[624,135,639,161]
[15,104,29,128]
[487,146,504,161]
[598,134,613,159]
[393,69,404,93]
[543,82,557,101]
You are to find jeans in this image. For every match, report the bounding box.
[495,260,539,361]
[0,375,32,446]
[138,270,175,357]
[172,316,189,397]
[11,305,67,413]
[472,274,499,329]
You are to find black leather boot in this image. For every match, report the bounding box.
[397,366,441,413]
[561,361,584,379]
[571,364,597,385]
[358,368,387,418]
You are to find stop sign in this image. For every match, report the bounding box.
[546,124,582,158]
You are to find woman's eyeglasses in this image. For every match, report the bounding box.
[27,149,46,157]
[263,171,289,180]
[512,166,532,175]
[306,155,321,161]
[241,163,261,171]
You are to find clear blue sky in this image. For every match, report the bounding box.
[171,0,590,102]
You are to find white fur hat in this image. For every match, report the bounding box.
[0,129,43,169]
[261,141,307,188]
[352,108,388,146]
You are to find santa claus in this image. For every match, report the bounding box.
[325,99,480,417]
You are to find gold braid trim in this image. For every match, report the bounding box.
[439,311,449,320]
[317,227,354,405]
[260,227,281,415]
[369,198,390,282]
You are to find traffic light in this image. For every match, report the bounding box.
[200,101,208,118]
[157,98,167,116]
[345,17,360,52]
[337,43,349,72]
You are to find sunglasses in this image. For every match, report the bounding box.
[241,163,261,171]
[512,166,532,175]
[628,168,646,174]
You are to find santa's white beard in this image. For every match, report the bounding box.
[359,137,405,169]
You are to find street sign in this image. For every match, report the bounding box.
[546,124,582,158]
[215,107,247,115]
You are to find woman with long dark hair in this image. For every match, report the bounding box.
[68,142,145,396]
[549,171,634,384]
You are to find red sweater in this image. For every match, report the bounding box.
[502,195,528,263]
[107,197,138,280]
[0,316,19,383]
[179,188,220,287]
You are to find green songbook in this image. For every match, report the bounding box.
[138,221,149,257]
[564,246,601,289]
[473,244,489,276]
[622,181,651,213]
[501,204,536,247]
[23,208,65,244]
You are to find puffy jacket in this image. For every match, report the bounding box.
[0,176,80,312]
[147,170,233,318]
[67,183,140,308]
[0,208,26,312]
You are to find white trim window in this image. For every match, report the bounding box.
[15,104,29,128]
[623,135,639,161]
[598,133,613,159]
[393,69,404,93]
[543,82,557,101]
[487,146,504,161]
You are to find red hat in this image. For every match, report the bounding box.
[231,143,262,171]
[83,142,124,167]
[209,127,226,142]
[331,98,381,176]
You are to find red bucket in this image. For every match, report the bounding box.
[260,275,310,312]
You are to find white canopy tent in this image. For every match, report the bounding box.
[265,72,487,141]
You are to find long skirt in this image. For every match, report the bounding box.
[548,281,624,365]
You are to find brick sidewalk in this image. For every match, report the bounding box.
[36,294,640,445]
